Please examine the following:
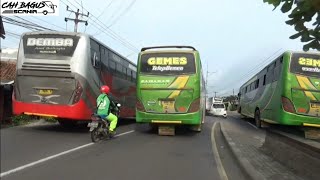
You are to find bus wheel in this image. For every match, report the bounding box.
[58,119,77,128]
[254,110,262,128]
[190,124,202,132]
[149,123,157,130]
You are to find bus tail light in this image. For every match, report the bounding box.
[136,99,145,112]
[281,96,295,113]
[188,98,200,113]
[72,82,83,104]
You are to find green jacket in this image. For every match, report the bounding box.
[96,94,110,115]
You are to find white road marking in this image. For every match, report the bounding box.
[247,122,258,129]
[211,122,229,180]
[0,130,135,178]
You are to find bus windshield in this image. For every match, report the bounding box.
[140,52,196,75]
[290,53,320,78]
[22,34,80,60]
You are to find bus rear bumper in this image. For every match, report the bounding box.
[12,97,92,120]
[280,111,320,126]
[135,111,202,125]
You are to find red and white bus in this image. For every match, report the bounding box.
[13,31,136,126]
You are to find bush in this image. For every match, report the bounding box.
[44,117,57,123]
[11,114,33,126]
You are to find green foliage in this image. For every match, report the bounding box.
[264,0,320,51]
[222,95,238,102]
[44,117,57,123]
[11,114,32,126]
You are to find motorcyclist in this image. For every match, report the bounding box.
[96,85,118,135]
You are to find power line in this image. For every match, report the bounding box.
[217,48,283,93]
[71,0,137,49]
[3,16,54,31]
[64,5,89,32]
[63,0,139,53]
[108,0,137,28]
[6,34,20,39]
[105,1,127,26]
[28,16,64,30]
[96,0,114,19]
[14,16,54,31]
[6,31,20,38]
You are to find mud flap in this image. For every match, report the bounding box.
[303,127,320,140]
[158,125,175,136]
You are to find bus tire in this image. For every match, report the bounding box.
[190,124,202,132]
[254,110,262,128]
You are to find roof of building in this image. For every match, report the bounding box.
[0,60,16,83]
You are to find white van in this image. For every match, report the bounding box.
[209,103,227,118]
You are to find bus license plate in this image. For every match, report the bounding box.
[38,89,53,95]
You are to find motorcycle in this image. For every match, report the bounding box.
[88,102,121,142]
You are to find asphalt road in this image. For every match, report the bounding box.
[1,116,247,180]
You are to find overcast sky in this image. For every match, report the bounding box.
[1,0,311,96]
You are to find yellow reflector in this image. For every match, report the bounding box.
[151,120,182,124]
[24,112,57,118]
[303,123,320,128]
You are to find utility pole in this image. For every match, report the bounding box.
[65,6,89,32]
[205,61,216,99]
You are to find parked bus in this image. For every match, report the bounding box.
[238,51,320,128]
[13,31,137,126]
[136,46,206,131]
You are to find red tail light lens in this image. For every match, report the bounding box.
[188,98,200,113]
[281,96,295,113]
[136,99,145,112]
[72,81,83,104]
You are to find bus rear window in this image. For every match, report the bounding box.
[23,34,80,60]
[212,104,224,108]
[140,53,196,75]
[290,53,320,77]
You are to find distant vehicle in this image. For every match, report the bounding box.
[136,46,205,132]
[206,97,223,113]
[13,31,137,126]
[209,103,227,118]
[238,51,320,128]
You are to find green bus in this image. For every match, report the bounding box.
[238,51,320,128]
[136,46,206,131]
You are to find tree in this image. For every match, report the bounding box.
[264,0,320,51]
